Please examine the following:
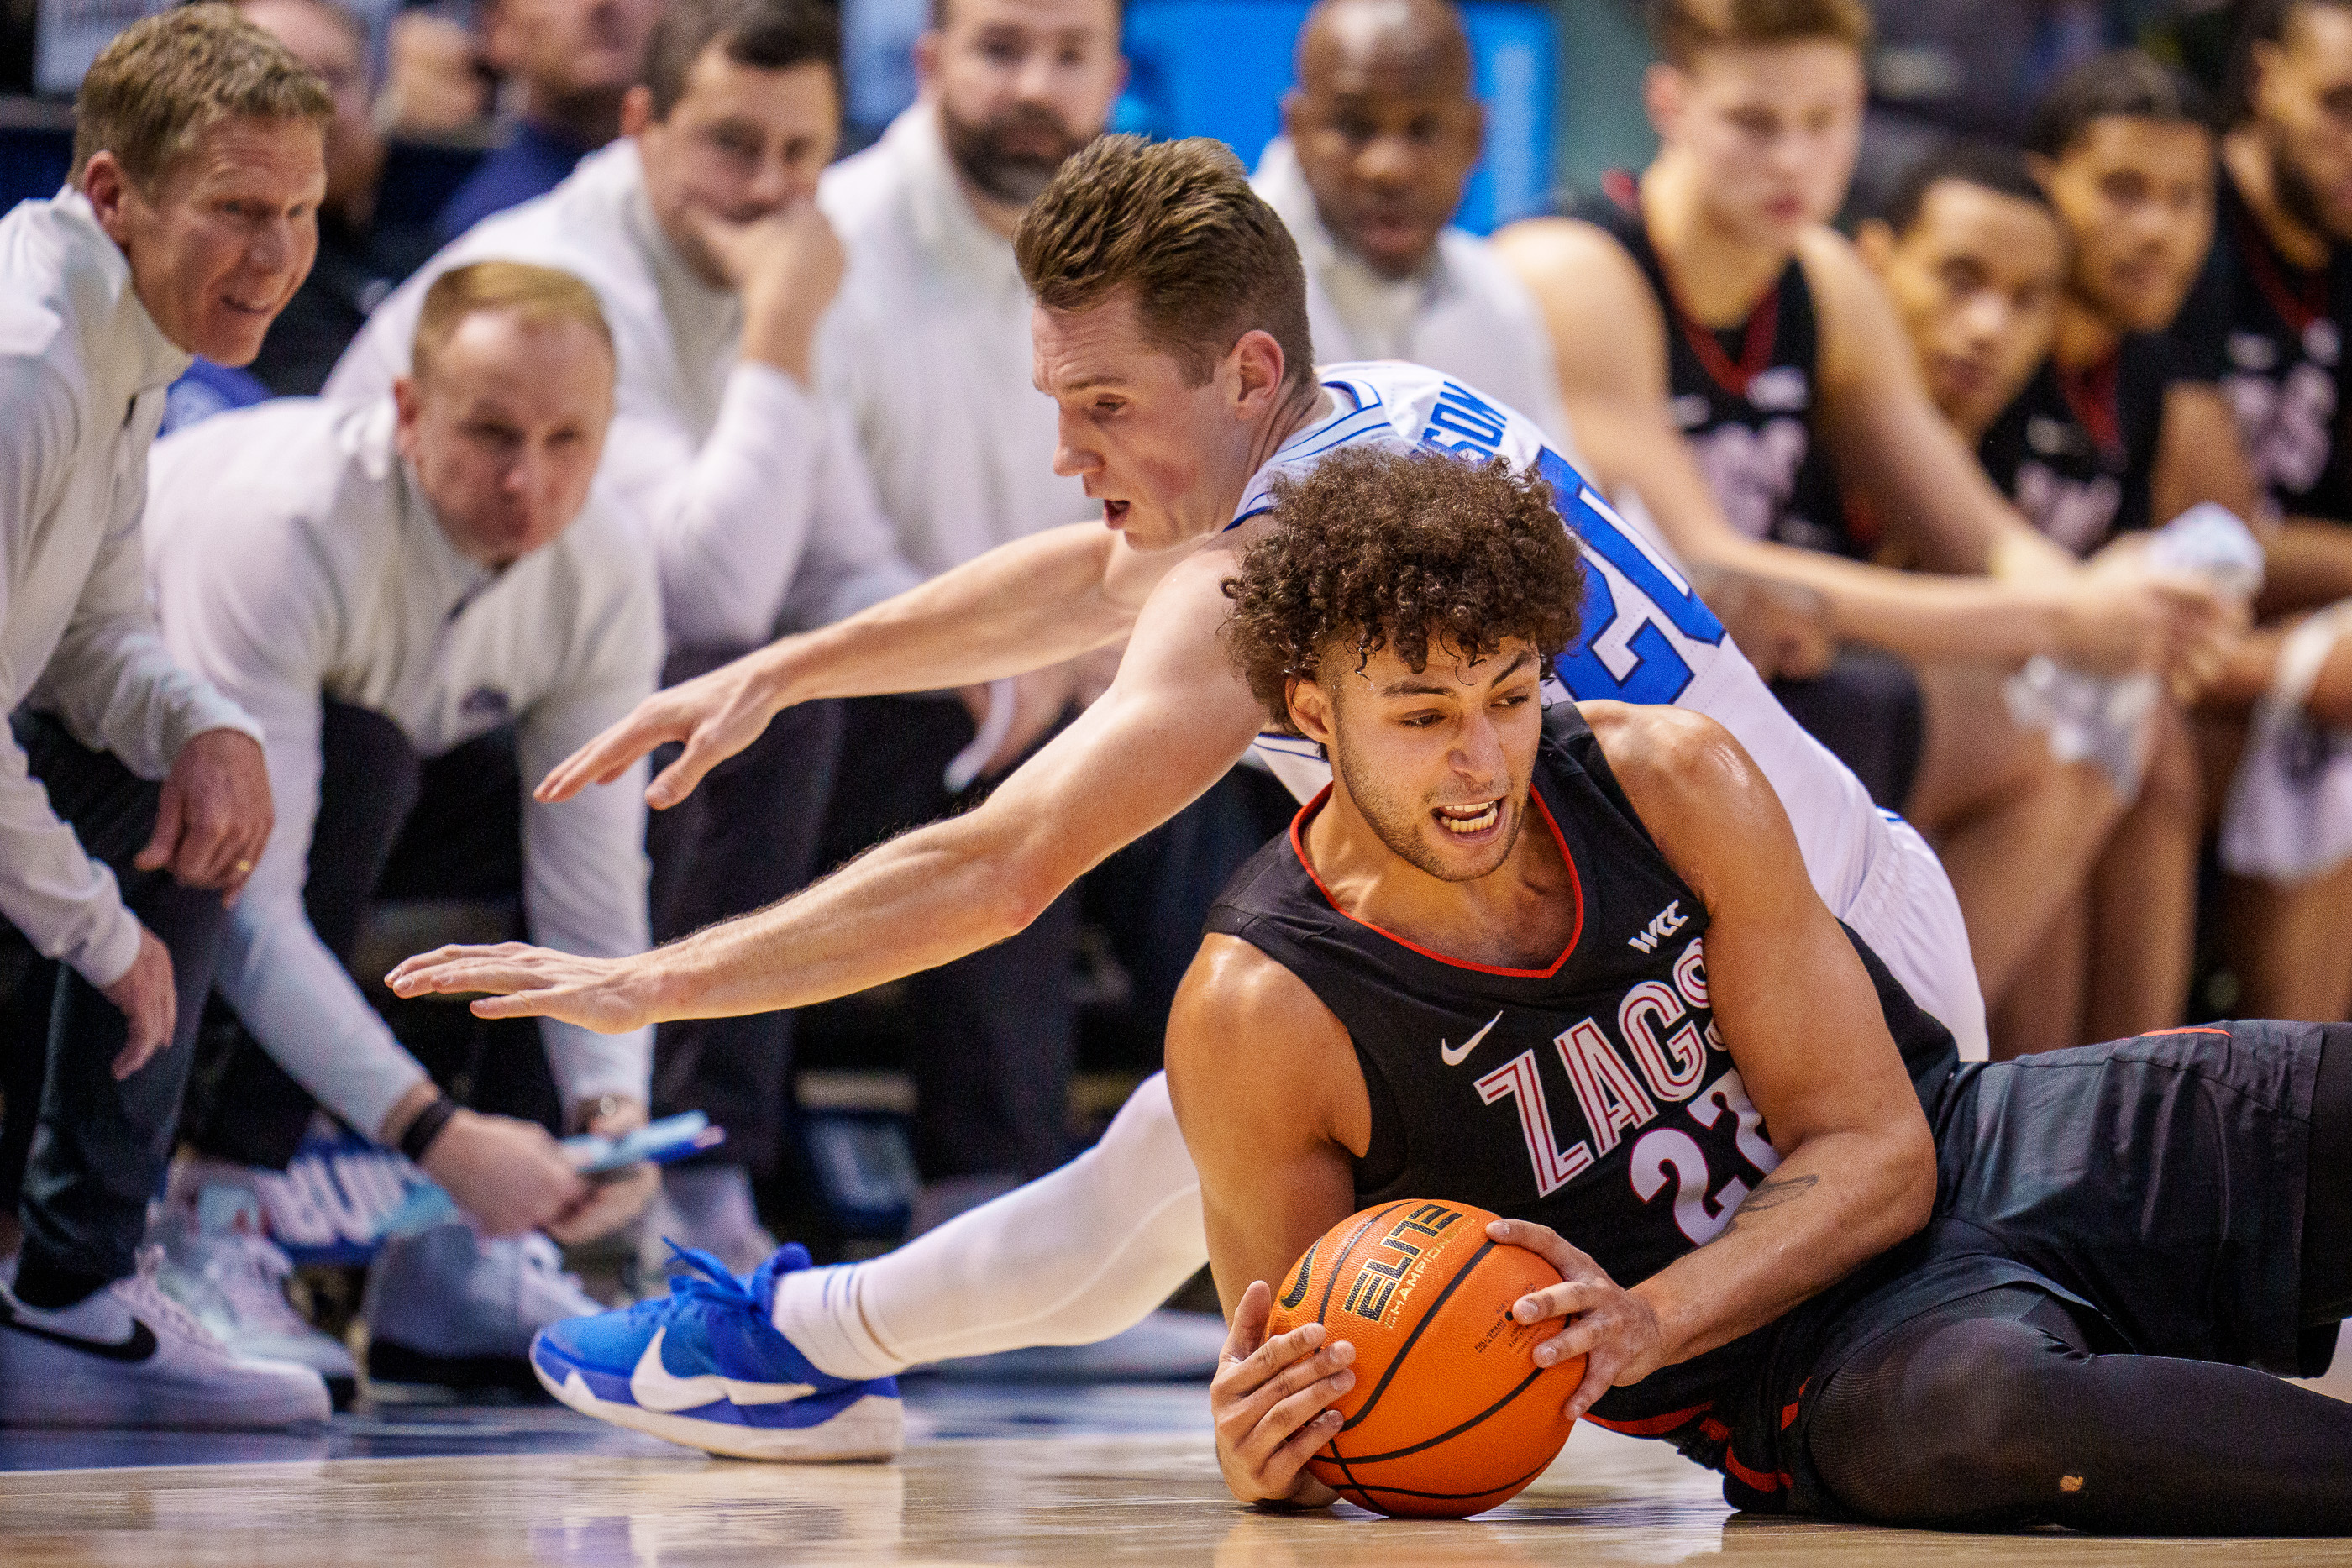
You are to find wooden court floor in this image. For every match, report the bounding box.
[0,1371,2344,1567]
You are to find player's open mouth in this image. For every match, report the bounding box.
[1434,800,1501,836]
[1102,499,1131,527]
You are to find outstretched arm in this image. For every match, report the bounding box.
[538,517,1188,808]
[391,554,1264,1025]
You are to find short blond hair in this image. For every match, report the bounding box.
[73,5,333,192]
[1648,0,1872,69]
[1016,136,1315,394]
[411,261,616,384]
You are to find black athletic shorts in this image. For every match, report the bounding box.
[1644,1020,2333,1515]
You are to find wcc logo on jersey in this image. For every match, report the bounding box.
[1344,1204,1463,1325]
[1627,900,1688,954]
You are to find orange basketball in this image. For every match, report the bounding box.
[1265,1199,1583,1518]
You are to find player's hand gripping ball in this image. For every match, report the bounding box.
[1266,1200,1584,1518]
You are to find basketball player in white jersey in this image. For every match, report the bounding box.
[386,134,1987,1461]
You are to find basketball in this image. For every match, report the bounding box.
[1264,1199,1583,1518]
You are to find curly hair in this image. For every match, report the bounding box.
[1221,447,1586,734]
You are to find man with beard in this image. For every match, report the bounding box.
[1252,0,1570,446]
[328,0,922,1287]
[815,0,1246,1235]
[1860,75,2254,1061]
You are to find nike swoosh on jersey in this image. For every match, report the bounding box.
[0,1305,158,1364]
[627,1328,818,1413]
[1440,1011,1504,1067]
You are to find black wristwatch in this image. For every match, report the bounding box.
[397,1093,460,1162]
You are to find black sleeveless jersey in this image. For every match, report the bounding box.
[1572,177,1858,559]
[1977,335,2176,555]
[1204,705,1957,1438]
[2170,169,2352,522]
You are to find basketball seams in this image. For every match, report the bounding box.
[1330,1361,1551,1465]
[1284,1200,1577,1518]
[1336,1239,1496,1434]
[1331,1453,1559,1508]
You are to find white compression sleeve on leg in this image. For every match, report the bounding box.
[773,1072,1205,1380]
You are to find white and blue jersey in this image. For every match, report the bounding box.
[1237,362,1988,1060]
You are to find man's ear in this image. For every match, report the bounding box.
[1227,328,1289,418]
[1287,674,1336,750]
[81,151,136,248]
[620,84,656,139]
[391,375,424,461]
[1280,87,1303,142]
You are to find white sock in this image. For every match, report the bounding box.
[773,1072,1207,1381]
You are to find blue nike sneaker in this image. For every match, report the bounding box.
[531,1242,901,1460]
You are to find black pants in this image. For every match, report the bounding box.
[822,695,1079,1183]
[646,646,844,1176]
[1802,1023,2352,1533]
[180,701,559,1169]
[0,712,230,1296]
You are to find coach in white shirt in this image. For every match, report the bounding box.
[328,0,917,1263]
[150,263,662,1383]
[1254,0,1570,445]
[0,8,333,1430]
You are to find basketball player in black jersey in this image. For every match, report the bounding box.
[2167,0,2352,1020]
[1865,76,2257,1057]
[1173,446,2352,1532]
[1487,0,2237,1058]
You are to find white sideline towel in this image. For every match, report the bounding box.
[2223,603,2352,883]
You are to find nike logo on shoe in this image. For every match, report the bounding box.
[628,1327,817,1413]
[1440,1011,1504,1067]
[0,1301,159,1364]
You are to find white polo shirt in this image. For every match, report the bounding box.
[0,188,262,987]
[1253,138,1572,448]
[324,139,921,648]
[145,396,660,1140]
[816,103,1095,576]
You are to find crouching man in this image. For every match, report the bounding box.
[144,261,664,1393]
[1176,447,2352,1531]
[0,7,331,1431]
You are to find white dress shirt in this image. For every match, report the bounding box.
[146,397,660,1140]
[816,103,1095,575]
[0,188,262,988]
[324,140,921,648]
[1253,139,1573,448]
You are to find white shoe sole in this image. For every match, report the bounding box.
[537,1358,904,1462]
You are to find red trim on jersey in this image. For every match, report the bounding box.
[1583,1403,1710,1437]
[1287,784,1587,979]
[2234,202,2331,335]
[2137,1025,2231,1038]
[2056,352,2124,467]
[1668,280,1780,401]
[1606,170,1782,399]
